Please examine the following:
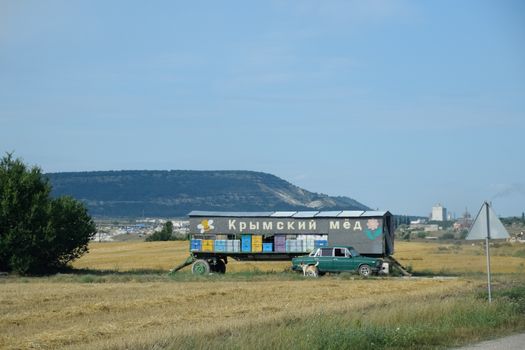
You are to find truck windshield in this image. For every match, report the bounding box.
[349,248,360,256]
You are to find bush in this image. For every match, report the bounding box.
[0,153,96,274]
[440,232,455,240]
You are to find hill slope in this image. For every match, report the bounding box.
[46,170,369,218]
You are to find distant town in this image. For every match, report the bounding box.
[399,203,525,242]
[93,218,190,242]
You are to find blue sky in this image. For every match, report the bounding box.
[1,0,524,217]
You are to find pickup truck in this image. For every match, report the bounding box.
[291,246,383,277]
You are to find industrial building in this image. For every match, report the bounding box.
[431,204,447,221]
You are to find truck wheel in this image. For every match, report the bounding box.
[192,259,210,275]
[358,264,372,277]
[305,265,319,277]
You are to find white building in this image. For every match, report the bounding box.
[431,203,447,221]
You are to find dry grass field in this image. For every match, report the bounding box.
[1,240,524,349]
[394,241,525,274]
[72,241,291,273]
[71,240,525,274]
[0,277,476,349]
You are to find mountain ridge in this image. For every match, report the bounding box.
[46,170,370,218]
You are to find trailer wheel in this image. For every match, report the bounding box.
[305,265,319,277]
[192,259,210,275]
[358,264,372,277]
[215,259,226,274]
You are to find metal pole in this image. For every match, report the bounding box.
[485,202,492,303]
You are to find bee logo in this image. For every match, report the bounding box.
[197,219,214,233]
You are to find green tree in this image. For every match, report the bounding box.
[0,153,96,274]
[146,221,174,241]
[46,196,96,266]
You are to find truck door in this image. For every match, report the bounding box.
[332,248,358,272]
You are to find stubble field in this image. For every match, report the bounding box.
[71,240,525,274]
[1,240,524,350]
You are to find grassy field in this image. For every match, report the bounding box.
[1,240,524,349]
[394,241,525,274]
[71,240,525,274]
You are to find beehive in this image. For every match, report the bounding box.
[214,239,227,252]
[304,238,315,252]
[262,243,273,252]
[190,239,202,251]
[252,235,263,252]
[226,239,241,253]
[241,235,252,252]
[314,240,328,248]
[286,239,304,253]
[274,235,286,252]
[201,239,214,252]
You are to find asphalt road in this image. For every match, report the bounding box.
[457,333,525,349]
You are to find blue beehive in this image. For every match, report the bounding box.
[214,239,227,252]
[314,240,328,248]
[190,239,202,251]
[241,235,252,252]
[262,243,273,252]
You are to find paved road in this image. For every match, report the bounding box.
[458,333,525,350]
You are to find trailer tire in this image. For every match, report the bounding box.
[192,259,210,275]
[305,265,319,277]
[358,264,372,277]
[215,259,226,274]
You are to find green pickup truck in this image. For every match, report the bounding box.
[291,246,383,277]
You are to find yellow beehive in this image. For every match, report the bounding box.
[201,240,214,252]
[251,235,263,252]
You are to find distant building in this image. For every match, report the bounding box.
[410,218,427,225]
[409,222,439,232]
[431,203,447,221]
[454,208,472,231]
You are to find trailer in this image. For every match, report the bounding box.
[179,210,395,274]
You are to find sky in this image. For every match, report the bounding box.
[1,0,524,217]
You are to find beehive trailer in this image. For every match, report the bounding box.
[175,210,396,275]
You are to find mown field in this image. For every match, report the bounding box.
[1,241,524,350]
[71,240,525,274]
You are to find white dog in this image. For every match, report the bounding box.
[301,261,320,276]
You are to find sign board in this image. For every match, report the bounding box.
[466,202,509,303]
[466,203,509,240]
